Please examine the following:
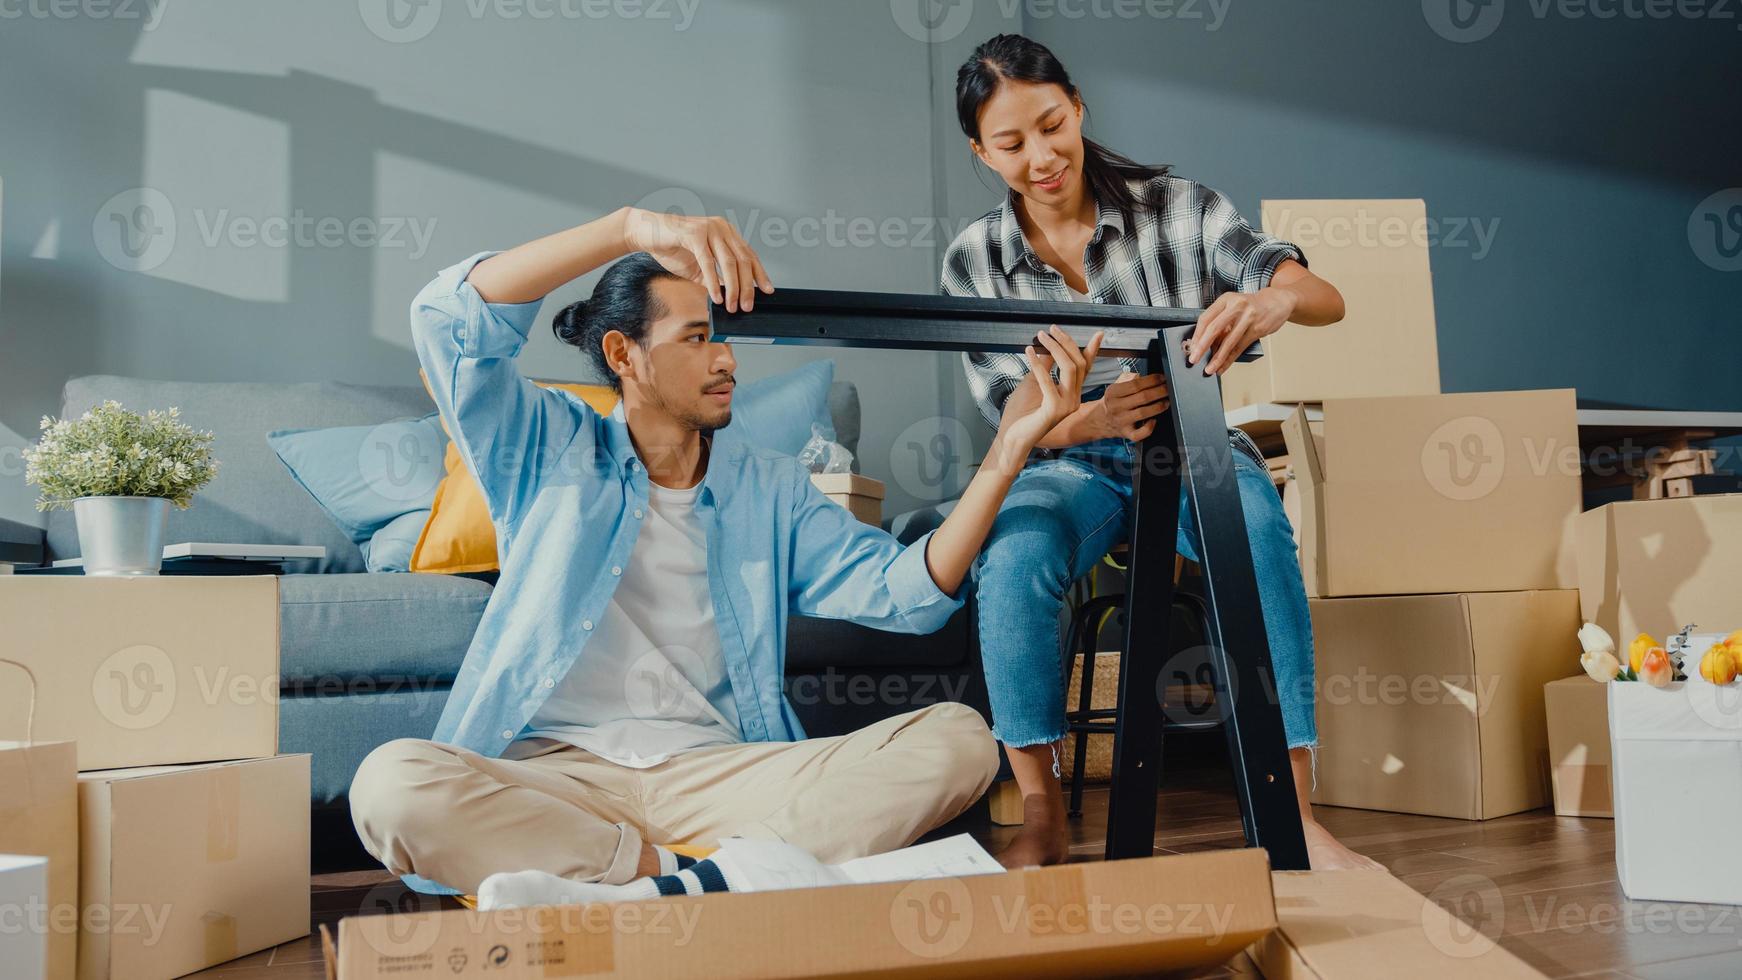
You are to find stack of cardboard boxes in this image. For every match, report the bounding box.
[0,575,310,980]
[1226,200,1586,821]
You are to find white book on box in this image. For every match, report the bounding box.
[51,542,326,567]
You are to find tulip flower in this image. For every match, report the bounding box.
[1629,633,1659,673]
[1581,650,1622,683]
[1639,647,1674,688]
[1578,623,1616,657]
[1700,645,1738,685]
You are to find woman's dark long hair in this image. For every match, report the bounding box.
[955,33,1169,217]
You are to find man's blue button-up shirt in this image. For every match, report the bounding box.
[397,252,962,895]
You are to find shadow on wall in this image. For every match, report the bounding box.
[0,3,990,523]
[0,15,737,436]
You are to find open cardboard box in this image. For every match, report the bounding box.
[320,852,1549,979]
[1282,391,1580,599]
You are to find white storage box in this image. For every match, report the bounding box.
[1608,650,1742,905]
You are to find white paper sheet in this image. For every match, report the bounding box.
[835,834,1006,884]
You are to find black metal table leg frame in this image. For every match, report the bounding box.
[704,289,1296,866]
[1103,334,1183,860]
[1106,328,1310,869]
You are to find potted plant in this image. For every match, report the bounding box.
[22,400,219,576]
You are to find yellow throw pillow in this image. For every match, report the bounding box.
[411,370,620,574]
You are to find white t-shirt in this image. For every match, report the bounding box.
[522,475,742,768]
[1064,284,1131,390]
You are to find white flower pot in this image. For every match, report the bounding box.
[72,496,170,576]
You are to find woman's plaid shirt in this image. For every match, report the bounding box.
[940,175,1303,467]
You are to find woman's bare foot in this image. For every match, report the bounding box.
[1290,746,1384,871]
[995,792,1070,869]
[994,740,1072,869]
[1302,818,1385,871]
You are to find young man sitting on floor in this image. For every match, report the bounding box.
[349,205,1103,900]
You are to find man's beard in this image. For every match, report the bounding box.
[651,379,733,434]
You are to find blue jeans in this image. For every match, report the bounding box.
[970,430,1318,751]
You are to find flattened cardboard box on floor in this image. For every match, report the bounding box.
[322,859,1553,979]
[1310,590,1582,820]
[1220,199,1441,411]
[1283,390,1581,598]
[0,576,279,771]
[1543,676,1612,818]
[1251,870,1544,979]
[78,754,311,980]
[0,739,78,980]
[1576,493,1742,646]
[323,849,1278,979]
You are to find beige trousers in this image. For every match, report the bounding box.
[349,702,999,893]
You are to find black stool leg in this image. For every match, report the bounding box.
[1065,594,1122,819]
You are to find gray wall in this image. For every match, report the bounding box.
[1023,3,1741,408]
[4,3,1738,531]
[0,0,1021,528]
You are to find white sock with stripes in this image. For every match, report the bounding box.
[477,839,848,910]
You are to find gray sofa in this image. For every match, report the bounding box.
[18,374,989,811]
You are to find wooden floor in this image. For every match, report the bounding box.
[189,771,1741,979]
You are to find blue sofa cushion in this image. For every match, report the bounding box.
[360,509,433,573]
[265,413,447,546]
[278,572,492,686]
[726,359,836,456]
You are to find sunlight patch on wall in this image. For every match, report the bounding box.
[31,218,60,261]
[137,89,289,302]
[369,151,593,363]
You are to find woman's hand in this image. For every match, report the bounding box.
[619,207,773,312]
[994,326,1103,463]
[1186,286,1297,376]
[1083,371,1170,443]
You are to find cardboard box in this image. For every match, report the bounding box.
[809,472,884,526]
[0,740,78,980]
[1576,494,1742,647]
[1283,390,1581,598]
[1609,672,1742,905]
[1543,676,1611,818]
[322,849,1277,979]
[1249,870,1545,978]
[0,854,48,980]
[78,754,311,980]
[1310,590,1582,820]
[0,576,279,771]
[1221,199,1441,411]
